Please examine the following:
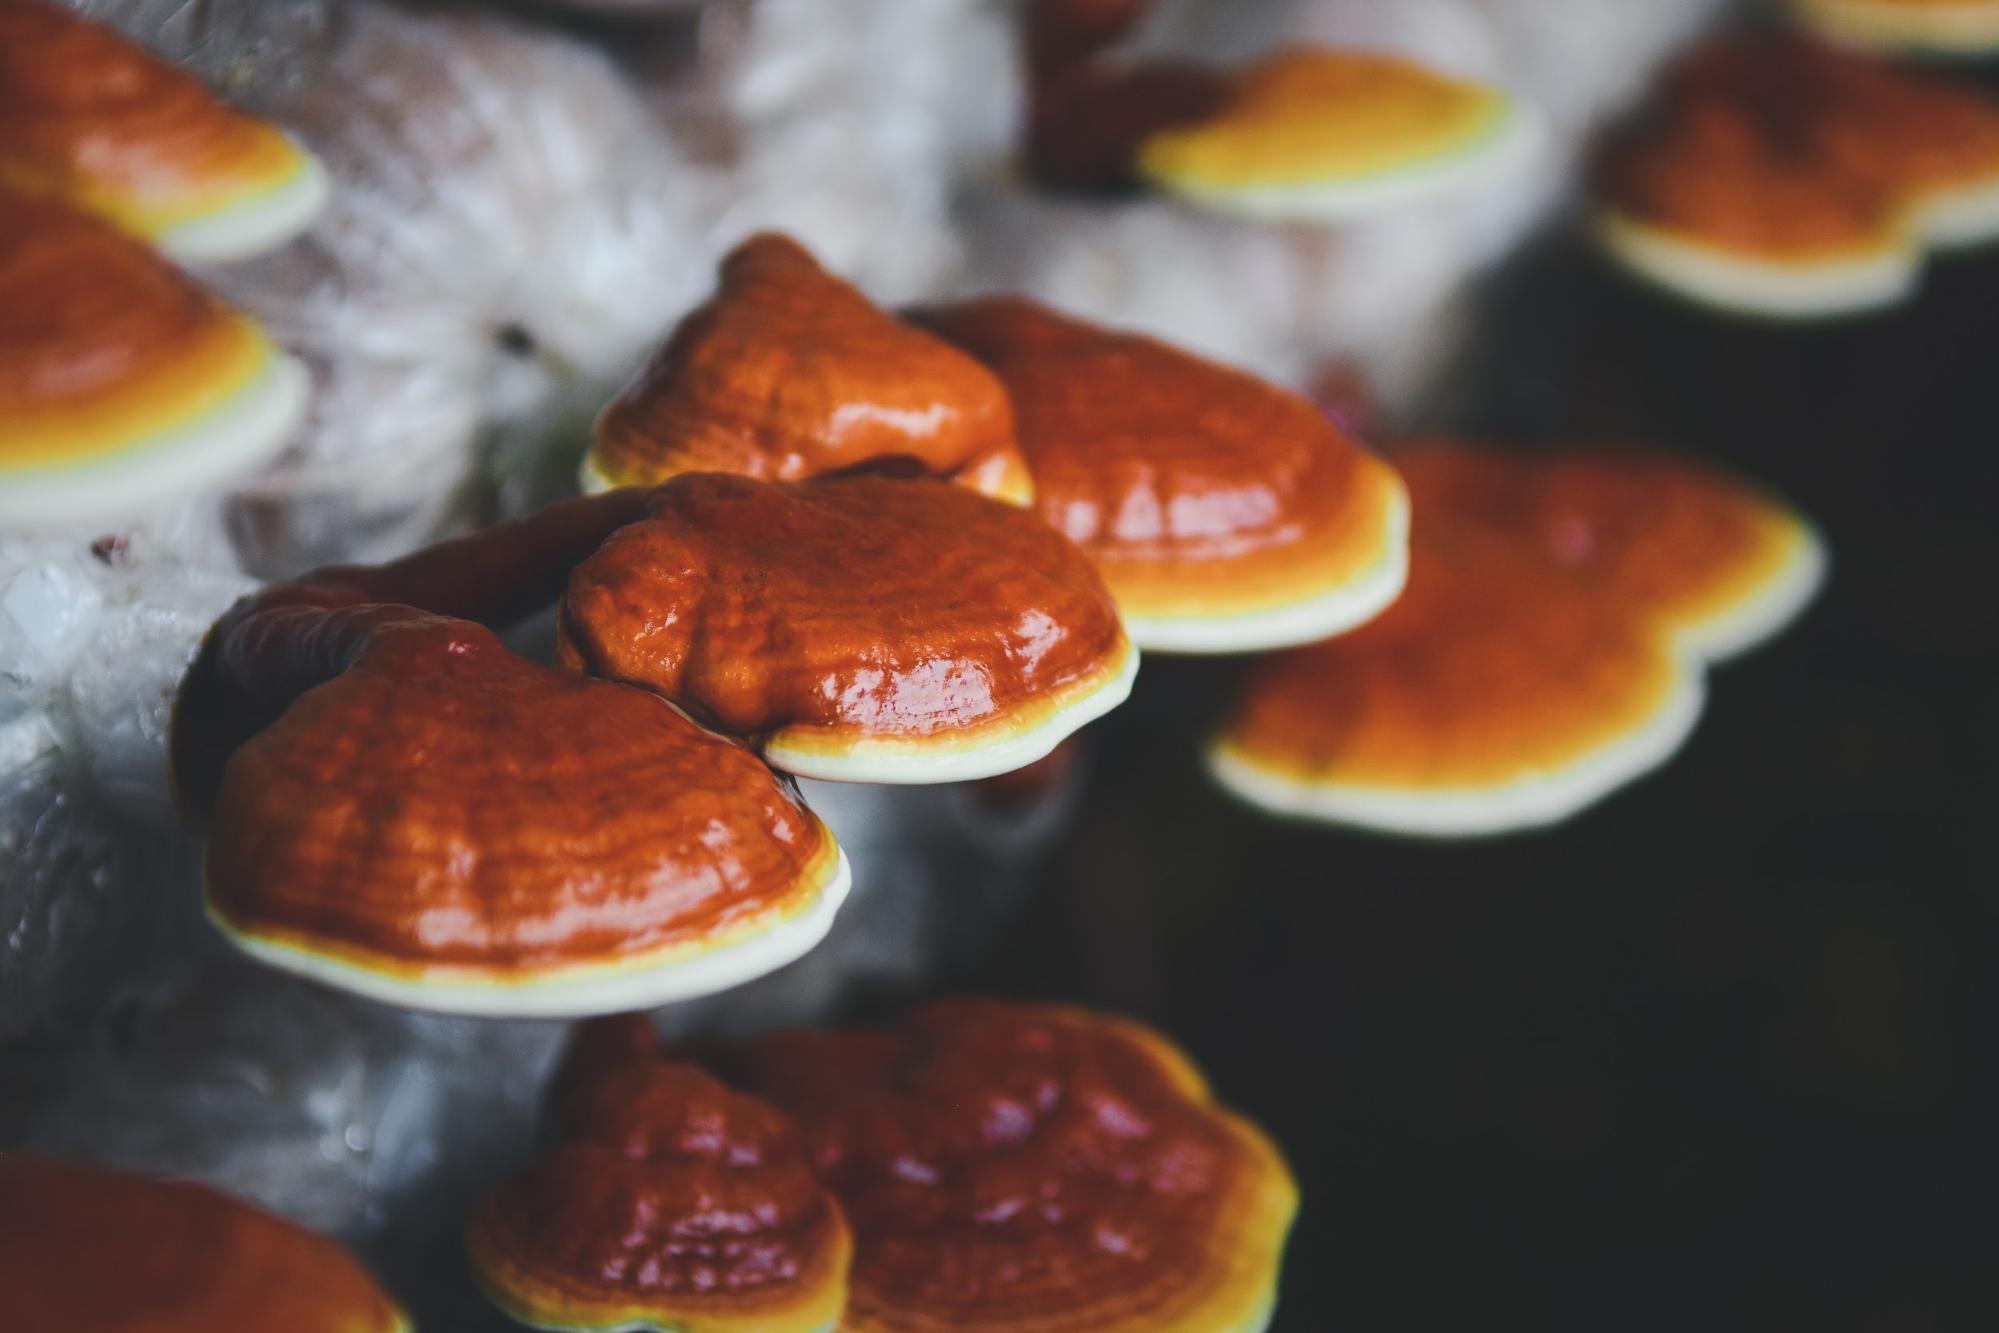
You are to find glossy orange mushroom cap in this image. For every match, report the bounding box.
[0,0,328,261]
[470,1020,851,1333]
[587,233,1031,505]
[917,297,1408,654]
[558,472,1137,784]
[732,1001,1298,1333]
[0,1154,407,1333]
[0,189,307,527]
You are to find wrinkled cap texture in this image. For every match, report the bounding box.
[917,297,1407,654]
[559,473,1136,784]
[589,233,1030,505]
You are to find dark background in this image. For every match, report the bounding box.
[971,222,1997,1330]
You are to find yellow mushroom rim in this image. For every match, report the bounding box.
[1138,47,1538,220]
[761,634,1140,784]
[0,309,308,528]
[204,822,852,1020]
[1787,0,1999,55]
[1592,209,1921,321]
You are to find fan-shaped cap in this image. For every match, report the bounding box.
[558,473,1137,784]
[173,494,851,1017]
[916,297,1407,654]
[0,1154,408,1332]
[0,190,306,527]
[1594,38,1999,317]
[1787,0,1999,55]
[1209,443,1823,837]
[587,234,1031,505]
[734,1001,1298,1333]
[470,1021,851,1333]
[1136,48,1537,221]
[0,0,328,261]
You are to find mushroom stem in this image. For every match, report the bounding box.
[172,488,651,823]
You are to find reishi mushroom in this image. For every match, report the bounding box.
[1209,443,1825,837]
[0,1154,408,1332]
[915,297,1408,654]
[469,1016,852,1333]
[472,1001,1299,1333]
[1017,0,1530,216]
[557,472,1138,783]
[1595,37,1999,318]
[0,0,328,262]
[1134,48,1539,222]
[172,491,853,1017]
[1785,0,1999,55]
[0,189,308,527]
[585,233,1033,506]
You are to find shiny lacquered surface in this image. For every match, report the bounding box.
[730,1001,1297,1333]
[0,190,281,469]
[0,1155,408,1333]
[918,298,1407,653]
[1211,443,1822,835]
[558,473,1135,781]
[0,0,324,257]
[590,234,1030,504]
[174,491,848,1014]
[1139,49,1516,194]
[471,1022,850,1333]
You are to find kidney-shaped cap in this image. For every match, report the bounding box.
[587,233,1030,505]
[0,190,306,527]
[917,297,1408,655]
[559,473,1137,784]
[0,0,327,261]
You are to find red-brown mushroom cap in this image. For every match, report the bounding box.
[1208,443,1822,836]
[915,297,1408,655]
[1592,38,1999,317]
[1026,60,1233,195]
[0,189,307,527]
[173,493,851,1017]
[0,1154,408,1332]
[557,473,1137,784]
[0,0,328,261]
[586,233,1032,506]
[470,1020,851,1333]
[727,1000,1298,1333]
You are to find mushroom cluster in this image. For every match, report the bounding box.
[1022,0,1536,217]
[1594,35,1999,318]
[0,0,325,525]
[173,351,1139,1011]
[1210,442,1824,836]
[0,1153,408,1332]
[471,1001,1298,1333]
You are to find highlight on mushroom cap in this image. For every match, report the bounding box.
[0,189,308,528]
[558,472,1138,785]
[587,232,1032,506]
[915,296,1408,655]
[173,493,853,1018]
[0,0,328,262]
[0,1153,409,1333]
[1593,36,1999,318]
[1135,47,1539,222]
[1786,0,1999,55]
[1208,442,1824,837]
[470,1018,852,1333]
[474,1002,1297,1333]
